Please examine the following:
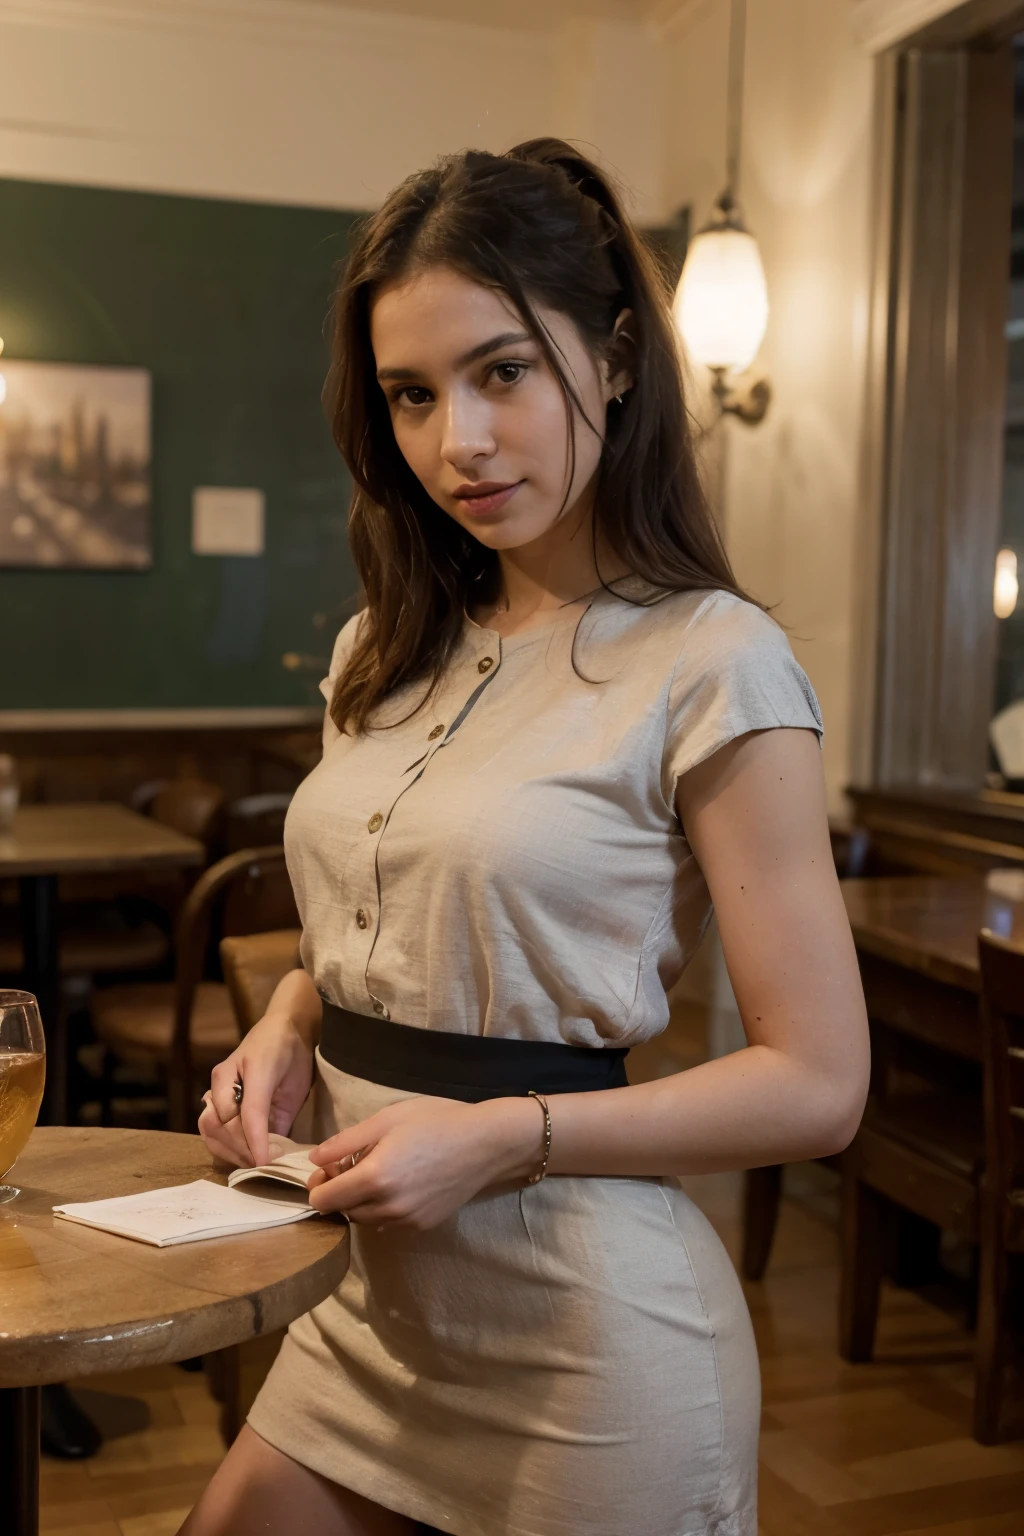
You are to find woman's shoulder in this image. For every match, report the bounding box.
[639,588,824,785]
[613,584,789,665]
[666,587,789,657]
[319,610,368,706]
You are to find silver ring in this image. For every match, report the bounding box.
[233,1079,243,1107]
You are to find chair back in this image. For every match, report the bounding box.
[150,777,225,850]
[167,846,293,1127]
[220,929,303,1036]
[225,792,293,853]
[221,848,298,937]
[977,929,1024,1227]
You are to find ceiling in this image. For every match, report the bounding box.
[302,0,681,33]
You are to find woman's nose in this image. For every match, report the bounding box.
[439,390,496,467]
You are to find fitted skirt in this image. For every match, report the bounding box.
[247,1049,761,1536]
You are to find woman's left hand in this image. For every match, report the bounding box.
[307,1095,541,1230]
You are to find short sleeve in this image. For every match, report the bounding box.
[663,592,823,799]
[319,612,366,752]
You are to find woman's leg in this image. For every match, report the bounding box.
[177,1423,420,1536]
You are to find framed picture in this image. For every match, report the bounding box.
[0,359,151,569]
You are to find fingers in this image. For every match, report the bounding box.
[199,1093,255,1167]
[235,1072,276,1167]
[306,1157,384,1215]
[310,1122,378,1168]
[209,1053,273,1167]
[209,1055,243,1125]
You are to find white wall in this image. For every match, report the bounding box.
[0,0,663,221]
[0,0,878,804]
[662,0,875,816]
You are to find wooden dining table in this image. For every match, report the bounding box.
[840,871,1024,1060]
[0,1126,351,1536]
[0,804,204,1122]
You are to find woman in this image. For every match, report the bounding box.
[184,138,869,1536]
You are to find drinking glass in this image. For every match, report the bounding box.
[0,990,46,1204]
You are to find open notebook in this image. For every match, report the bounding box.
[52,1148,327,1248]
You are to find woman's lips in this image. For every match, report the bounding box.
[453,481,523,517]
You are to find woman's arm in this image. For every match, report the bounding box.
[308,727,870,1223]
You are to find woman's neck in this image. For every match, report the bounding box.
[473,507,633,636]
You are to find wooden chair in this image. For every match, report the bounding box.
[220,928,303,1036]
[211,926,302,1446]
[224,792,293,854]
[975,929,1024,1442]
[91,847,296,1131]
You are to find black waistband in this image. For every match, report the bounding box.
[318,1002,629,1103]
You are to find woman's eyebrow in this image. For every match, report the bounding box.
[455,330,532,367]
[376,330,532,383]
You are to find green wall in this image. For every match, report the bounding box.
[0,177,361,710]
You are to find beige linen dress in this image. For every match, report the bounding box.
[248,582,823,1536]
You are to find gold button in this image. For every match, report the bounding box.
[428,723,444,741]
[478,656,494,674]
[372,999,386,1016]
[356,908,369,929]
[367,812,383,833]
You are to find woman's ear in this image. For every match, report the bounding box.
[603,307,636,403]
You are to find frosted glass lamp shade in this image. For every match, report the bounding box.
[995,548,1019,619]
[673,227,769,374]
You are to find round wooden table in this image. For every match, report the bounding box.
[0,1126,350,1536]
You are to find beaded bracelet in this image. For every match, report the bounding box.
[526,1090,552,1184]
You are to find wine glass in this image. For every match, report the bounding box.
[0,990,46,1204]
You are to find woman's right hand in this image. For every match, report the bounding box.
[199,1009,317,1168]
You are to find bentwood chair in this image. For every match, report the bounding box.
[220,928,303,1036]
[203,927,304,1444]
[91,847,297,1131]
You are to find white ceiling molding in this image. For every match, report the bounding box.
[0,0,536,50]
[851,0,967,52]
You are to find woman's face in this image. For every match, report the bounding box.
[370,265,623,552]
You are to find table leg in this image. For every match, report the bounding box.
[0,1384,41,1536]
[19,875,64,1126]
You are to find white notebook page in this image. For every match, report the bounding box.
[53,1178,318,1248]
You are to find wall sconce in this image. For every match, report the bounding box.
[673,191,770,425]
[995,547,1019,619]
[672,0,771,427]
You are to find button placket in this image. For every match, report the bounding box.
[361,643,503,1017]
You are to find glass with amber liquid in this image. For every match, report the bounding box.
[0,990,46,1204]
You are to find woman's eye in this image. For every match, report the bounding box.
[396,386,432,407]
[491,361,527,386]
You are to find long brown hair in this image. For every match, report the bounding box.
[327,136,746,735]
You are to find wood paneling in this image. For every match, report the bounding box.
[848,785,1024,872]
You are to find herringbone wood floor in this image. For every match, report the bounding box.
[39,1011,1024,1535]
